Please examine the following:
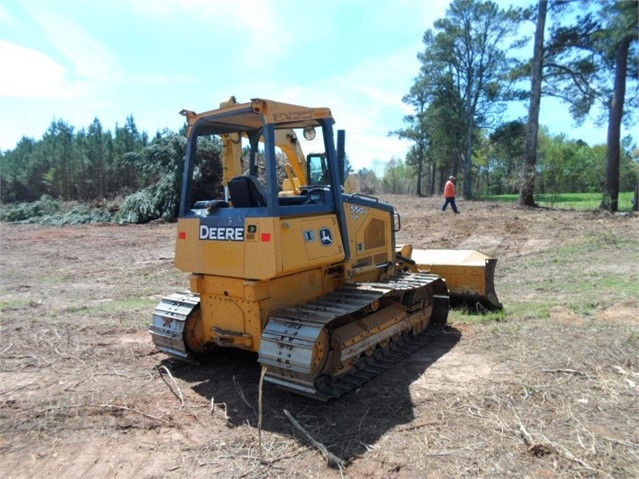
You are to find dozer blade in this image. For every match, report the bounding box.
[410,249,502,310]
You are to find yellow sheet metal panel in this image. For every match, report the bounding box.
[344,201,393,274]
[427,264,487,292]
[410,248,501,309]
[200,294,254,334]
[411,249,492,266]
[251,99,333,125]
[278,215,345,271]
[193,269,326,353]
[412,249,489,291]
[191,275,268,299]
[242,280,271,302]
[194,280,265,353]
[175,217,247,276]
[264,268,325,315]
[242,217,281,279]
[175,217,280,280]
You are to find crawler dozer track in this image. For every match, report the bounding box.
[259,272,449,400]
[149,291,201,360]
[149,272,449,400]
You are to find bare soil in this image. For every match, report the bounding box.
[1,196,638,479]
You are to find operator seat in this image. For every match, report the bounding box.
[228,175,268,207]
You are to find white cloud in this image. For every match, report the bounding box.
[0,1,124,101]
[0,40,87,98]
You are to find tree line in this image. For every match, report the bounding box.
[393,0,637,211]
[3,111,635,205]
[1,116,152,203]
[1,0,637,219]
[353,125,637,200]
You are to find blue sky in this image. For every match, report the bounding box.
[0,0,623,172]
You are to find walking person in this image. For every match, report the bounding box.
[441,176,460,214]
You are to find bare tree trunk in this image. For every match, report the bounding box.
[520,0,547,207]
[430,162,436,195]
[463,128,473,200]
[451,153,459,179]
[417,143,425,196]
[601,35,632,212]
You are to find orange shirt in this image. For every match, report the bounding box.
[444,180,456,197]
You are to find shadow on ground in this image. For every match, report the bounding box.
[162,326,461,463]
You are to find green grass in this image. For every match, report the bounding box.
[481,191,636,211]
[448,308,506,325]
[45,297,159,329]
[0,298,39,312]
[453,232,639,324]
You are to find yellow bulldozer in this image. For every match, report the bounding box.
[150,97,501,400]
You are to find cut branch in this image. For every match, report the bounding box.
[283,408,348,469]
[157,365,185,407]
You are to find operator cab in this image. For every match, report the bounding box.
[181,107,346,219]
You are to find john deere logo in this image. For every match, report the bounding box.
[319,228,333,247]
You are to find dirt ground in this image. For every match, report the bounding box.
[1,196,638,479]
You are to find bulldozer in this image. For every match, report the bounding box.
[150,97,501,401]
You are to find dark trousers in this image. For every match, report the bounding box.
[442,197,459,213]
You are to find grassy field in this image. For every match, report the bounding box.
[447,228,639,328]
[481,191,636,211]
